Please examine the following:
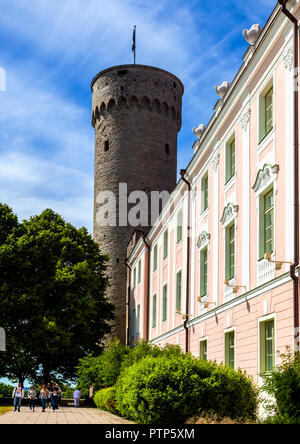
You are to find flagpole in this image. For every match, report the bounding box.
[133,25,136,64]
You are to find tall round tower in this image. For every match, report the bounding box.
[91,64,184,343]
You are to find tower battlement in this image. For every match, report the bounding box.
[92,94,181,131]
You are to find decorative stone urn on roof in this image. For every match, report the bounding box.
[243,24,262,45]
[193,124,206,139]
[215,81,230,99]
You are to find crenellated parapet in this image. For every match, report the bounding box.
[92,94,181,130]
[91,64,183,132]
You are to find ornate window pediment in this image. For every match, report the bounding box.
[252,164,279,194]
[197,231,210,249]
[221,203,239,226]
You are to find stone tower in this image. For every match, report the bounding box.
[91,64,184,343]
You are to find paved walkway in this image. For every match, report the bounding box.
[0,406,134,424]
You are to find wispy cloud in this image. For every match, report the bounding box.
[0,0,277,230]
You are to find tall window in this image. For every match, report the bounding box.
[259,82,273,142]
[138,260,141,283]
[225,331,235,369]
[136,304,140,334]
[177,211,183,243]
[176,271,182,311]
[259,187,274,260]
[264,189,274,255]
[226,138,235,183]
[162,284,168,322]
[199,340,208,361]
[133,268,136,289]
[152,294,157,328]
[153,245,158,271]
[265,87,273,136]
[201,174,209,213]
[163,230,168,259]
[260,319,275,374]
[200,248,208,297]
[225,224,235,280]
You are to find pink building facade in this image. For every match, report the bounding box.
[127,2,300,386]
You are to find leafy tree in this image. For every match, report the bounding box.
[0,206,114,384]
[77,338,129,396]
[0,203,18,245]
[0,382,14,398]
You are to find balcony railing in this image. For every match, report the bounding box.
[257,258,275,286]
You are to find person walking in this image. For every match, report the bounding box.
[40,385,48,412]
[49,384,58,411]
[28,386,37,412]
[56,384,62,409]
[12,382,24,412]
[52,383,62,410]
[73,389,81,408]
[46,383,52,409]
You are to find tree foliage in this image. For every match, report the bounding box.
[262,348,300,424]
[0,205,114,383]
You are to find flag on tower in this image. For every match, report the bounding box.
[132,26,136,64]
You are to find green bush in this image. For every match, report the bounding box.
[77,339,184,396]
[262,349,300,423]
[115,356,258,424]
[62,386,76,399]
[0,382,14,398]
[94,387,118,414]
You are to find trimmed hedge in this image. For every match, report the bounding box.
[115,356,258,424]
[94,387,118,415]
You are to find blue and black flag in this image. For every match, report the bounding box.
[132,26,136,63]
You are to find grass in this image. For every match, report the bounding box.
[0,406,13,415]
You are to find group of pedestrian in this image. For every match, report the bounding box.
[39,383,62,412]
[12,382,81,412]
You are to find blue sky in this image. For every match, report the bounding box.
[0,0,276,233]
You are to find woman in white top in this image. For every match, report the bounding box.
[28,386,37,412]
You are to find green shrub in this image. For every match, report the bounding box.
[262,348,300,423]
[94,387,118,414]
[264,413,300,424]
[62,386,76,399]
[0,382,14,398]
[121,341,185,373]
[77,339,185,396]
[115,356,258,424]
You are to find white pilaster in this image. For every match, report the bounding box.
[212,151,220,306]
[284,43,294,265]
[241,104,251,291]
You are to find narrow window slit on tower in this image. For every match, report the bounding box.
[165,143,170,154]
[104,140,109,151]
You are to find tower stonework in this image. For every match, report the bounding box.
[91,64,184,343]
